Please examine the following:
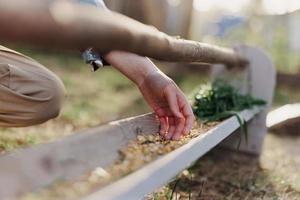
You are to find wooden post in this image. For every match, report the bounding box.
[211,45,276,154]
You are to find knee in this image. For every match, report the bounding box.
[0,53,66,127]
[32,77,66,124]
[0,76,66,128]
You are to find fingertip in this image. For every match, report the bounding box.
[165,133,173,140]
[172,132,182,140]
[186,122,194,130]
[183,128,191,135]
[185,116,195,127]
[182,129,188,135]
[166,117,176,140]
[182,119,194,135]
[159,130,166,137]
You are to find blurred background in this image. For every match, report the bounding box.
[105,0,300,73]
[1,0,300,199]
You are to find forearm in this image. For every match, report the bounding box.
[0,0,247,66]
[104,51,160,86]
[0,0,147,53]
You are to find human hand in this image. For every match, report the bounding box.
[104,50,195,140]
[138,71,195,140]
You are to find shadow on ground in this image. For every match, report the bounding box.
[152,132,300,200]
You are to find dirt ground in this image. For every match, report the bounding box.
[1,46,300,199]
[150,132,300,200]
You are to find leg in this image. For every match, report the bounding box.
[0,47,65,127]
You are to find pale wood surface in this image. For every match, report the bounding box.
[211,46,276,154]
[267,104,300,129]
[0,113,159,199]
[0,107,262,199]
[83,108,261,200]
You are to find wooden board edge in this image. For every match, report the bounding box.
[0,113,159,199]
[83,108,261,200]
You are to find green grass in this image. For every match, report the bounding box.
[0,131,37,152]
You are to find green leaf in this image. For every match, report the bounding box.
[192,80,265,149]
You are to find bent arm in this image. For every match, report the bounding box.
[0,0,247,66]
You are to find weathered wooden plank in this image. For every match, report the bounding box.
[212,46,276,154]
[277,73,300,89]
[267,104,300,129]
[83,108,261,200]
[0,113,159,199]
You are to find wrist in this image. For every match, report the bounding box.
[104,51,160,86]
[132,60,160,87]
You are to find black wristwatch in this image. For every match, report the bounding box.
[82,48,109,72]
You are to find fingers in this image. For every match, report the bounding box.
[164,88,186,140]
[173,92,195,139]
[165,117,176,140]
[164,88,183,119]
[159,117,168,137]
[172,115,185,140]
[163,86,196,140]
[156,85,195,141]
[179,95,195,135]
[182,110,195,135]
[155,107,169,137]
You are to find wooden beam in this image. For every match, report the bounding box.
[211,46,276,154]
[277,72,300,89]
[83,108,261,200]
[0,107,263,199]
[0,114,159,199]
[267,104,300,129]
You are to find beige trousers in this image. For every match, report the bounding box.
[0,46,65,127]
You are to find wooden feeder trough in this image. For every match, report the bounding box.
[0,46,276,200]
[0,1,276,199]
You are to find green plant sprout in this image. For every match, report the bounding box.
[192,80,266,148]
